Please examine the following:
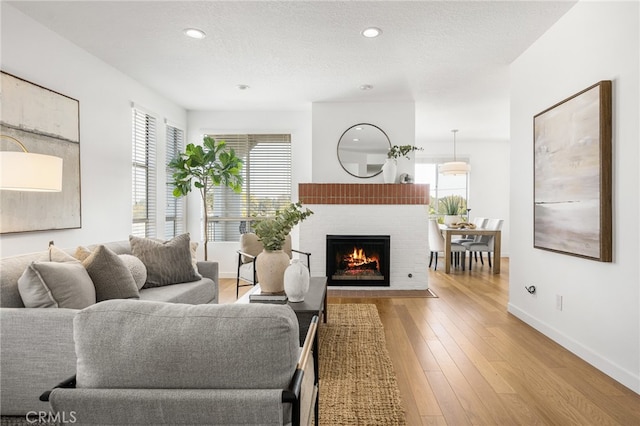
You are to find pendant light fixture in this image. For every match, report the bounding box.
[440,129,470,175]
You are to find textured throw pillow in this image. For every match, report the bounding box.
[76,246,146,290]
[17,261,96,309]
[74,246,92,262]
[49,245,77,262]
[130,233,201,288]
[119,254,147,290]
[82,245,140,302]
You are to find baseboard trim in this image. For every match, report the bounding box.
[507,303,639,394]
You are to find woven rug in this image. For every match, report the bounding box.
[317,304,406,425]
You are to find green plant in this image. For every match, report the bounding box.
[387,145,423,160]
[439,195,465,215]
[169,136,243,260]
[253,202,314,251]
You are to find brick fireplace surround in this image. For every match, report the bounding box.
[298,183,430,290]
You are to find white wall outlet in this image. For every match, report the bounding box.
[556,294,563,311]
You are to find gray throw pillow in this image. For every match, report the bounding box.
[129,233,201,288]
[82,245,140,302]
[17,261,96,309]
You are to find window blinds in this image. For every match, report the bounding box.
[165,124,185,238]
[207,134,292,241]
[131,108,157,238]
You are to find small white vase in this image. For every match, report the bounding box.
[255,249,290,294]
[284,259,310,302]
[382,159,397,183]
[444,215,462,226]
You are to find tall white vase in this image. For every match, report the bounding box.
[255,249,290,294]
[382,159,397,183]
[284,259,310,302]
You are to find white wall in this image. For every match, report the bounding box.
[187,110,312,276]
[509,1,639,392]
[311,102,416,182]
[0,4,187,257]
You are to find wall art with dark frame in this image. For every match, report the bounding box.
[0,71,81,233]
[533,80,612,262]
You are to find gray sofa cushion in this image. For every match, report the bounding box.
[130,234,200,288]
[74,300,299,390]
[138,279,215,304]
[82,245,140,302]
[17,261,96,309]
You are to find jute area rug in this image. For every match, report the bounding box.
[317,304,406,425]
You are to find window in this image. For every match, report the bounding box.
[165,124,185,238]
[131,108,157,238]
[415,159,468,218]
[207,134,292,242]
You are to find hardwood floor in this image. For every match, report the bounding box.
[219,259,640,425]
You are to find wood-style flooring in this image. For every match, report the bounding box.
[219,259,640,425]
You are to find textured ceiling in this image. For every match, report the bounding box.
[7,1,577,142]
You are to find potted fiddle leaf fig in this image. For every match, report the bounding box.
[169,136,243,260]
[252,202,313,293]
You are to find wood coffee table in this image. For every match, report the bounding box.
[237,276,327,346]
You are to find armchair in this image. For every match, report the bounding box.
[41,300,318,426]
[236,233,311,298]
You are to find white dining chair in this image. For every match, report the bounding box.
[452,217,488,244]
[463,218,503,269]
[428,219,467,271]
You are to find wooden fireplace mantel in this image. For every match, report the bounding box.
[298,183,429,205]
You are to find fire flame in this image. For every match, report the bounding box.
[344,247,379,270]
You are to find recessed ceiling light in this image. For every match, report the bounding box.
[353,138,360,142]
[361,27,382,38]
[183,28,206,39]
[355,127,363,131]
[360,84,374,91]
[237,84,250,90]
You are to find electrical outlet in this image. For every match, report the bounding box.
[556,295,563,311]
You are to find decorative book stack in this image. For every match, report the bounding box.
[249,292,288,304]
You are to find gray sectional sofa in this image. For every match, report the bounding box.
[0,240,219,418]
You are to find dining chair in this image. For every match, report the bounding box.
[463,219,503,269]
[428,219,466,271]
[452,217,488,244]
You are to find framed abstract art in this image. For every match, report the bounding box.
[533,80,612,262]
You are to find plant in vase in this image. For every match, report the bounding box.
[383,145,423,183]
[252,202,314,294]
[439,195,467,226]
[169,136,243,260]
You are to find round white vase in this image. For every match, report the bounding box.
[444,215,462,226]
[382,159,397,183]
[255,249,290,294]
[284,259,310,302]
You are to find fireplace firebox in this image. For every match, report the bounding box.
[326,235,390,286]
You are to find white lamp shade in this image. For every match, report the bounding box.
[440,161,470,175]
[0,151,63,191]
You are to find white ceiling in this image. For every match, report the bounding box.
[8,0,576,142]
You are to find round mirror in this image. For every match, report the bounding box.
[337,123,391,178]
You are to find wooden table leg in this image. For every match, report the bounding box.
[493,231,501,274]
[444,231,451,274]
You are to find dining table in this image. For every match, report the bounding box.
[441,227,502,274]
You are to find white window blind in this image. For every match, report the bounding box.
[207,134,292,242]
[165,124,185,238]
[131,108,157,238]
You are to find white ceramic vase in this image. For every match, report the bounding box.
[382,158,397,183]
[255,249,290,294]
[444,215,462,226]
[284,259,310,302]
